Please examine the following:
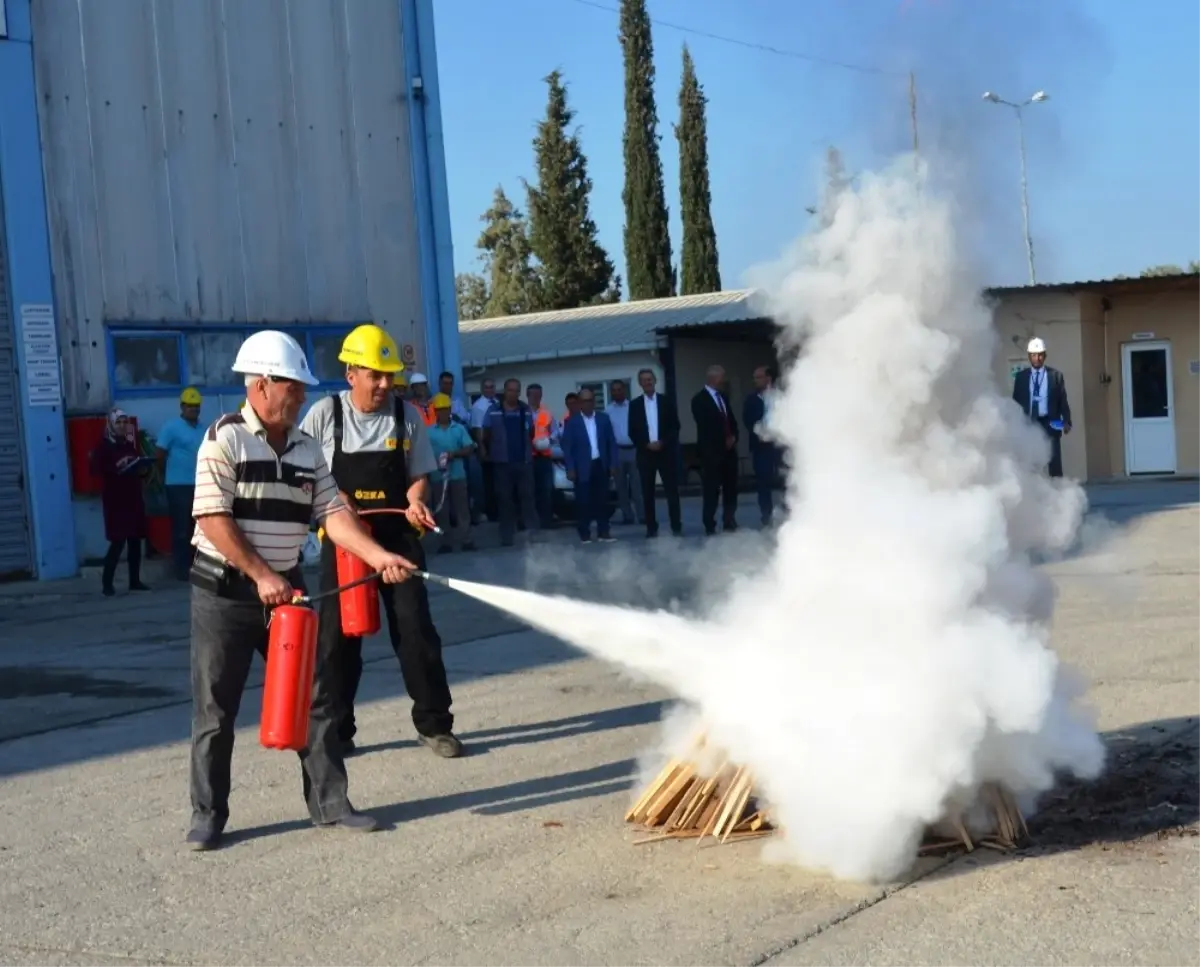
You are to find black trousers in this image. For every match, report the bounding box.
[165,484,195,580]
[636,447,682,535]
[1037,419,1064,478]
[188,575,351,832]
[317,532,453,741]
[700,448,739,532]
[102,537,142,590]
[576,460,612,540]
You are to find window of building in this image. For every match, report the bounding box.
[576,378,632,412]
[106,324,358,398]
[110,332,184,390]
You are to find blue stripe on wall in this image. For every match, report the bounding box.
[0,0,80,579]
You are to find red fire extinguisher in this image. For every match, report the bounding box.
[335,518,381,637]
[259,570,386,750]
[260,603,319,751]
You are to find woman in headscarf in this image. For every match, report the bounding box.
[91,407,151,596]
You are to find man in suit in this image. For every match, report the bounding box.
[743,365,782,527]
[561,387,619,543]
[691,365,739,536]
[628,368,683,538]
[1012,336,1072,478]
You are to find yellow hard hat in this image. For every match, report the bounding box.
[180,387,202,406]
[338,324,405,373]
[431,393,452,409]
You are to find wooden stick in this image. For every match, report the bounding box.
[918,838,963,855]
[721,775,756,843]
[625,759,680,822]
[677,778,717,830]
[999,786,1029,839]
[952,815,974,851]
[662,778,699,830]
[696,794,724,842]
[646,764,696,825]
[712,769,750,841]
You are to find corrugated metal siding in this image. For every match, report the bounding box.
[0,181,34,578]
[30,0,424,411]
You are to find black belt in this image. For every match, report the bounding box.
[190,550,302,603]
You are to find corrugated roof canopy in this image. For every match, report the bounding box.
[458,289,768,367]
[984,271,1199,296]
[458,273,1198,368]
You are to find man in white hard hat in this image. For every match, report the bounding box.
[186,329,419,850]
[1012,336,1072,478]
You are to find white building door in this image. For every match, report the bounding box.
[1122,340,1177,475]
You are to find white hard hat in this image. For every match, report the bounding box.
[232,330,320,386]
[409,372,428,385]
[1027,337,1046,354]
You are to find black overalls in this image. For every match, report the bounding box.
[317,395,453,743]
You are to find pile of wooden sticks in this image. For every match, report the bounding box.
[625,734,1030,856]
[919,782,1029,855]
[624,737,774,847]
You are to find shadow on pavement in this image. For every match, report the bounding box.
[378,757,638,823]
[351,700,665,758]
[226,758,639,846]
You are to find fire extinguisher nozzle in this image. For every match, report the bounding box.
[414,569,451,588]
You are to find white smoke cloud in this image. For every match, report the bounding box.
[447,156,1106,883]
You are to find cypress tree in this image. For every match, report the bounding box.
[525,71,620,310]
[675,45,721,295]
[620,0,675,301]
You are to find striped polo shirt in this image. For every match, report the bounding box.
[191,402,343,572]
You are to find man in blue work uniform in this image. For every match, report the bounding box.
[155,387,206,580]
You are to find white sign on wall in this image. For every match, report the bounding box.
[20,304,63,407]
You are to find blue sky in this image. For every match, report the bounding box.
[434,0,1199,292]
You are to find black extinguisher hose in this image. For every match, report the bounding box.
[291,567,447,606]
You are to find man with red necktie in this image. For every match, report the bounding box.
[691,365,740,536]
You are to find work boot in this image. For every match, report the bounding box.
[318,810,378,833]
[186,826,223,852]
[419,733,464,758]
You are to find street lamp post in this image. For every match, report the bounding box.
[983,90,1049,285]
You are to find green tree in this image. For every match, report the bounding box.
[674,45,721,295]
[524,71,620,311]
[1140,261,1199,277]
[620,0,675,301]
[454,273,489,321]
[477,186,540,318]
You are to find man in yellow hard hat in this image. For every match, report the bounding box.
[426,392,477,553]
[300,324,463,758]
[155,386,206,580]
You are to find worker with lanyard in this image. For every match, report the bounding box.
[188,330,418,850]
[301,324,463,759]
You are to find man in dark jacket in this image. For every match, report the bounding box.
[691,365,739,536]
[1012,337,1072,478]
[628,369,683,538]
[743,365,782,527]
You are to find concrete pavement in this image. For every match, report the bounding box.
[0,484,1196,965]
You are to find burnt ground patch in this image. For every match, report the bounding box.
[1024,716,1199,854]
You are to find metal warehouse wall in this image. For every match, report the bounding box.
[30,0,425,411]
